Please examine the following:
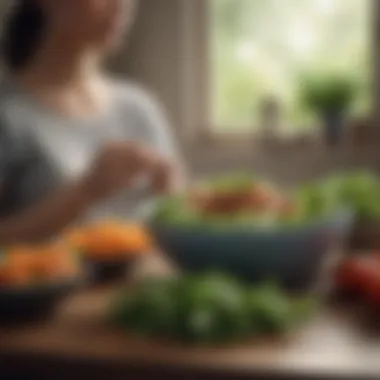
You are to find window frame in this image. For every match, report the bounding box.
[181,0,379,143]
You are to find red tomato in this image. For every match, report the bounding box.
[363,269,380,305]
[335,255,380,308]
[334,256,379,293]
[335,260,363,291]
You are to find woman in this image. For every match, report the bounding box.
[0,0,181,244]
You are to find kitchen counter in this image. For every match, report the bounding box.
[0,253,380,380]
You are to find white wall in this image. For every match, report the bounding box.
[111,0,184,144]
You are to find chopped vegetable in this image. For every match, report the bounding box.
[296,171,380,222]
[65,220,152,259]
[163,171,380,228]
[113,278,179,337]
[152,174,296,228]
[247,282,294,334]
[176,274,250,342]
[335,259,364,292]
[153,171,380,229]
[334,253,380,307]
[0,242,81,287]
[200,173,255,195]
[110,273,317,344]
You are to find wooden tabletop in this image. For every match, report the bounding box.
[1,253,380,380]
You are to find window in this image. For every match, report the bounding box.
[208,0,371,136]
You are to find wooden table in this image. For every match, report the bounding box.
[1,254,380,380]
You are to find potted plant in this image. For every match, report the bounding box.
[300,72,357,146]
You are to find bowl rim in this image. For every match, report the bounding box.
[0,275,83,297]
[148,207,355,235]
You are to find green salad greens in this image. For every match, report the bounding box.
[110,274,317,344]
[296,171,380,221]
[199,173,256,194]
[153,172,380,229]
[151,196,200,226]
[153,200,274,228]
[152,173,289,228]
[152,171,380,228]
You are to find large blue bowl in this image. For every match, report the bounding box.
[149,210,354,291]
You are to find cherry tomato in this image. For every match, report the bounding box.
[363,269,380,305]
[334,256,378,293]
[335,260,363,292]
[335,255,380,307]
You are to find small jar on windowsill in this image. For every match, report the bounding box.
[259,96,281,142]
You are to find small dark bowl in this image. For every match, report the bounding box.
[0,277,82,323]
[85,256,136,284]
[149,209,354,292]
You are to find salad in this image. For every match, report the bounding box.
[0,242,81,287]
[152,172,380,229]
[152,174,298,228]
[297,171,380,221]
[110,273,316,344]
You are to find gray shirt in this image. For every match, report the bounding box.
[0,77,176,222]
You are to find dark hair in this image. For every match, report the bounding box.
[2,0,46,71]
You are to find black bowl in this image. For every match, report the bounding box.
[85,257,136,284]
[0,277,82,323]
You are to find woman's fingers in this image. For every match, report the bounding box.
[152,159,182,194]
[98,140,181,195]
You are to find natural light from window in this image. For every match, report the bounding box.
[210,0,371,135]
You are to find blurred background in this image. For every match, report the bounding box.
[109,0,378,184]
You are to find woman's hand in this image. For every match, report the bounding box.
[151,157,184,195]
[0,141,184,245]
[81,141,183,200]
[82,141,157,201]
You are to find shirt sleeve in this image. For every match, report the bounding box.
[143,96,178,158]
[0,116,28,216]
[0,117,18,184]
[133,90,188,193]
[0,115,55,217]
[128,84,180,159]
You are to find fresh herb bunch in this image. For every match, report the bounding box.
[110,274,317,344]
[300,71,357,114]
[296,171,380,221]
